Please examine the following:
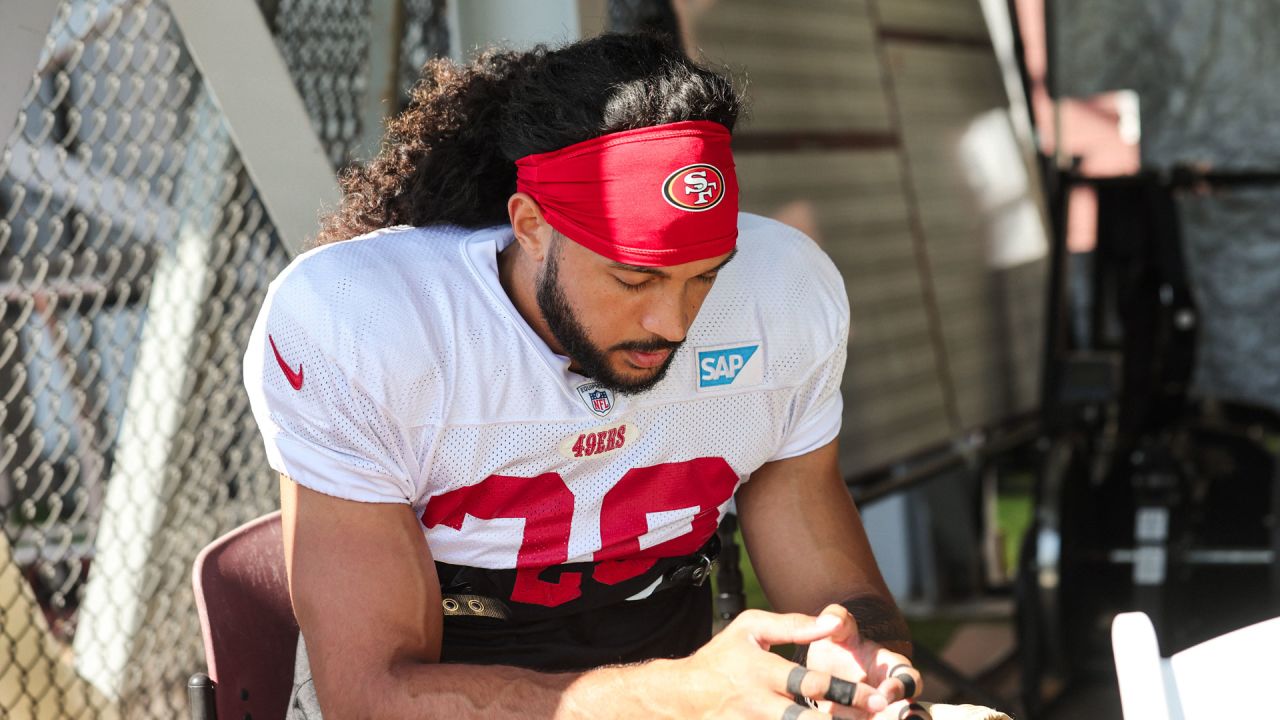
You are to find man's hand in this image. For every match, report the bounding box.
[651,608,891,719]
[802,605,924,720]
[734,441,921,717]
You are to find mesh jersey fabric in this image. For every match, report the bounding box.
[244,211,848,624]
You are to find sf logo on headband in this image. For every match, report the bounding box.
[662,163,725,212]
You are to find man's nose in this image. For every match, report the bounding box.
[639,287,690,342]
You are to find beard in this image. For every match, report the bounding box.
[535,240,682,395]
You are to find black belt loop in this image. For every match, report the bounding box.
[652,532,722,593]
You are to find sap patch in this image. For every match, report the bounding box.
[696,341,763,391]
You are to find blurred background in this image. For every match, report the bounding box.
[1,1,1276,718]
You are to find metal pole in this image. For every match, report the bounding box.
[1037,0,1070,431]
[187,673,217,720]
[357,0,405,162]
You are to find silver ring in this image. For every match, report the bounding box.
[782,702,808,720]
[442,598,459,612]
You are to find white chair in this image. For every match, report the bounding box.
[1111,611,1280,719]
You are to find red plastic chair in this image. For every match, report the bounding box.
[189,511,299,720]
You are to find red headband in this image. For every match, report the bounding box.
[516,120,738,267]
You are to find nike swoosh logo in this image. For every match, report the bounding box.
[268,334,304,390]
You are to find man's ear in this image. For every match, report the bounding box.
[508,192,553,262]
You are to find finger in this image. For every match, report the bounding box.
[734,609,843,648]
[865,649,918,696]
[816,603,860,645]
[817,700,865,720]
[784,664,887,714]
[876,663,922,703]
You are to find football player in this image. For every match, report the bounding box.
[246,33,924,720]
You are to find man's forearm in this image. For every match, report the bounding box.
[349,657,679,720]
[312,607,872,718]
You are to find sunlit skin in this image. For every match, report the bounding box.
[499,192,736,393]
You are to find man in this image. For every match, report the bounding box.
[245,33,925,719]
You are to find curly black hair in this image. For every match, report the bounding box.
[315,33,741,246]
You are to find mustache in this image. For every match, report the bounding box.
[612,338,683,353]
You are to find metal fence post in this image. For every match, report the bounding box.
[358,0,405,162]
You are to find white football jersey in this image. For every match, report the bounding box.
[244,212,848,612]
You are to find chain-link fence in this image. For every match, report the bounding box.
[399,0,450,109]
[0,1,448,716]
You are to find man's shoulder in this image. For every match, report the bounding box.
[711,213,848,351]
[667,214,846,399]
[276,224,471,297]
[259,224,485,408]
[733,213,844,291]
[268,224,481,322]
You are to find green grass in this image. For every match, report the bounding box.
[905,618,963,651]
[997,474,1035,578]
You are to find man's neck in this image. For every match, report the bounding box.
[497,241,568,359]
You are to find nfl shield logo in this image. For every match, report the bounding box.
[590,391,610,413]
[576,381,614,417]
